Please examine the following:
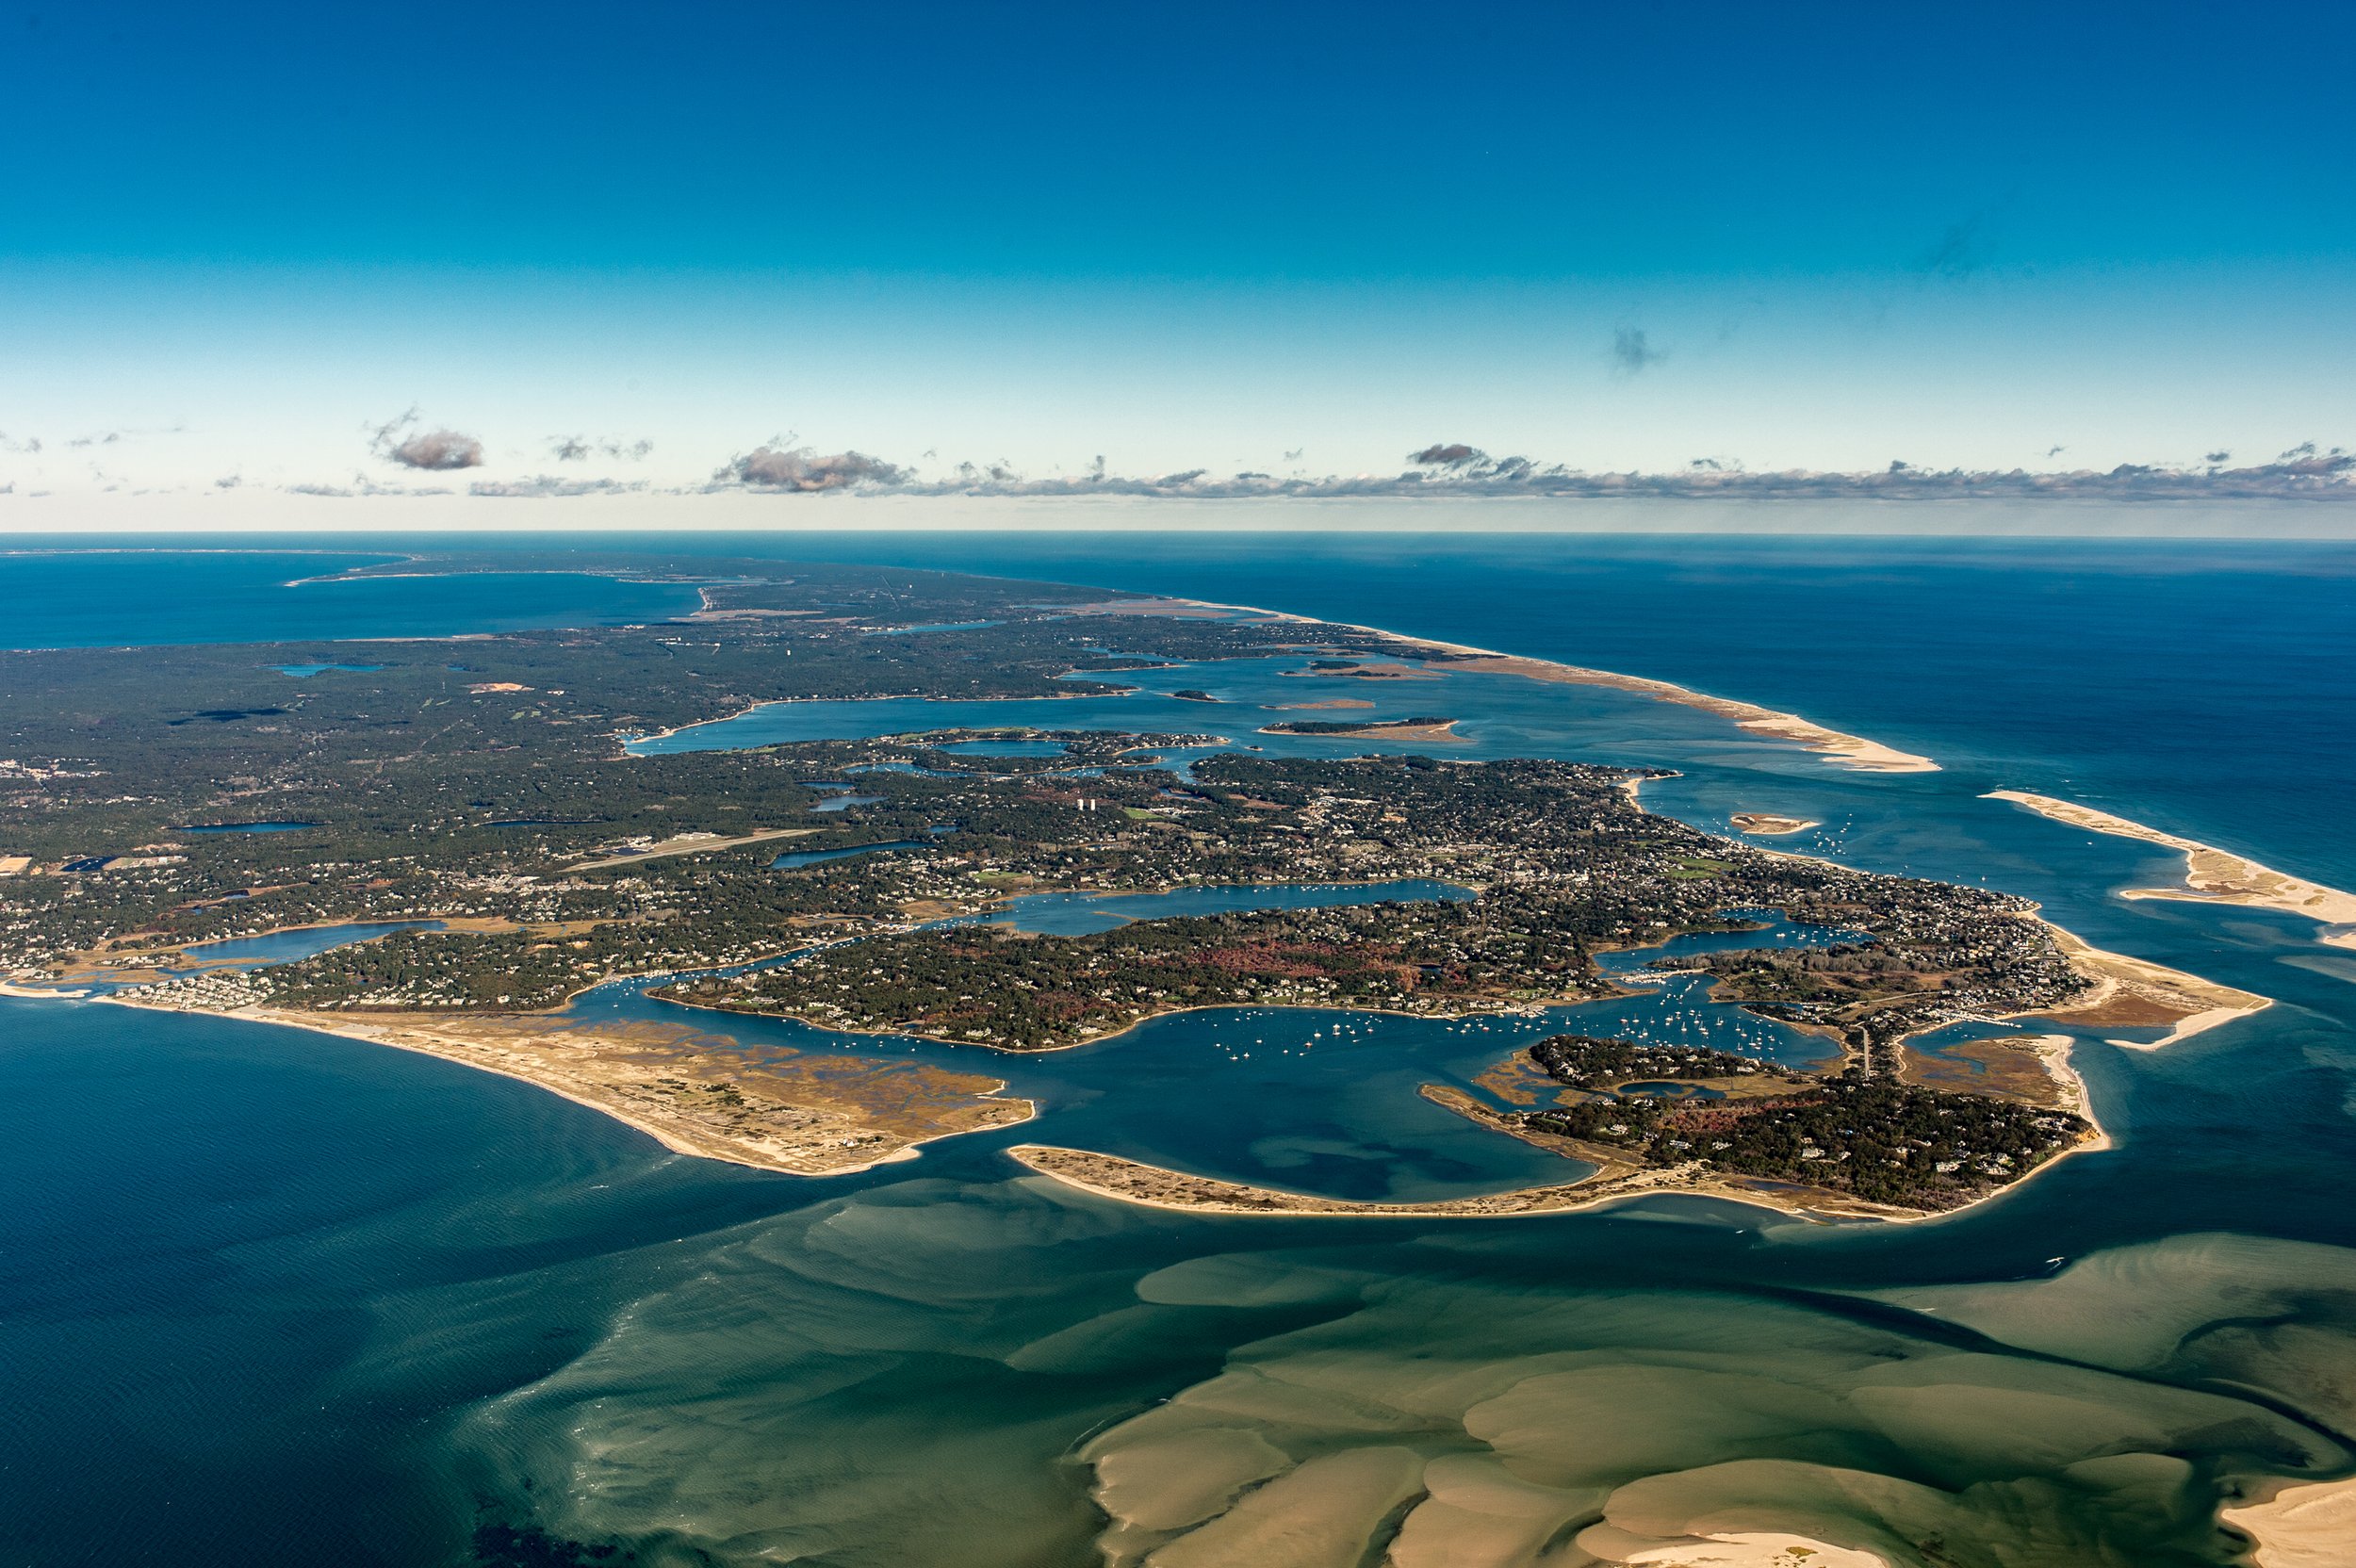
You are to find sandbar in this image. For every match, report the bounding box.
[1729,813,1819,836]
[2219,1475,2356,1568]
[1007,1135,1923,1223]
[1429,653,1937,772]
[1988,791,2356,936]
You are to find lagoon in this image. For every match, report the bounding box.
[984,876,1475,936]
[177,920,444,968]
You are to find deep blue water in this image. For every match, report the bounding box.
[0,547,699,646]
[4,531,2355,1567]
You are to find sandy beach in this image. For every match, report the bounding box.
[1007,1140,1926,1223]
[1075,598,1943,774]
[2029,920,2272,1049]
[173,1004,1037,1176]
[1988,791,2356,937]
[1425,651,1939,773]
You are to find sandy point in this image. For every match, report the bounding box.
[2220,1475,2356,1568]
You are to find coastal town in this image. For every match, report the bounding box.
[0,554,2252,1214]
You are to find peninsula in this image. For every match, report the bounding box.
[0,553,2260,1212]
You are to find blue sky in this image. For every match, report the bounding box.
[3,0,2351,516]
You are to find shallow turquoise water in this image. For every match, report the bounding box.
[5,532,2356,1566]
[771,839,934,869]
[176,920,445,968]
[985,877,1475,936]
[936,737,1071,756]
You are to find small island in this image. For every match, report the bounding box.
[1730,812,1818,836]
[1259,715,1463,742]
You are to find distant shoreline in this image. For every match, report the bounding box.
[1133,597,1942,775]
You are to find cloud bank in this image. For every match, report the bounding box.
[713,445,912,491]
[256,437,2354,505]
[770,443,2354,502]
[550,434,655,463]
[470,475,647,498]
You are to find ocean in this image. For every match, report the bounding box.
[3,529,2353,1567]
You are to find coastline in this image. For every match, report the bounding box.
[1745,829,2273,1054]
[1014,1061,2114,1226]
[1005,1141,1923,1223]
[620,589,1935,775]
[106,997,1037,1178]
[8,588,2299,1228]
[1256,717,1465,743]
[1988,791,2356,939]
[1131,598,1941,775]
[2026,920,2272,1049]
[1729,812,1819,836]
